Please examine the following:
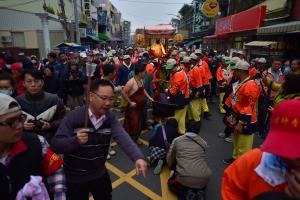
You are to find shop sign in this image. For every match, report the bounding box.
[86,28,95,36]
[215,5,266,35]
[201,0,220,18]
[215,16,232,35]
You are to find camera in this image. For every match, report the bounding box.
[28,118,44,129]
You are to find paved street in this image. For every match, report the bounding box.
[95,99,263,200]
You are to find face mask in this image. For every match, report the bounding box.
[0,89,13,96]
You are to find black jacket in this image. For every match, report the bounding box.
[149,125,179,149]
[43,75,60,94]
[61,69,86,97]
[16,92,66,141]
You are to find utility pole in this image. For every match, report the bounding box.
[59,0,70,41]
[73,0,80,44]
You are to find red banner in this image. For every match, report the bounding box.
[215,5,266,35]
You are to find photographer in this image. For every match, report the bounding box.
[61,61,86,110]
[16,69,65,142]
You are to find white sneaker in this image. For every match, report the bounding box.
[109,150,116,156]
[225,136,232,143]
[107,154,111,160]
[218,132,226,138]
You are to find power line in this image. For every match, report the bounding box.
[116,0,189,5]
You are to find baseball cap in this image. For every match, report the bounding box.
[171,50,178,56]
[179,51,187,58]
[195,49,202,54]
[164,58,177,70]
[228,61,250,70]
[257,57,267,64]
[0,94,21,116]
[123,55,130,60]
[262,99,300,159]
[231,57,241,64]
[223,57,233,65]
[79,52,87,58]
[190,53,198,61]
[11,63,22,71]
[181,56,191,64]
[236,50,244,55]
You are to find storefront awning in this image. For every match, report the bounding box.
[86,35,102,43]
[244,41,277,47]
[56,42,81,48]
[257,21,300,35]
[203,33,230,40]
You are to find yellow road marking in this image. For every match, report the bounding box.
[138,138,149,146]
[127,178,163,200]
[118,117,125,121]
[160,166,178,200]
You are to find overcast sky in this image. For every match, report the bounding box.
[109,0,192,33]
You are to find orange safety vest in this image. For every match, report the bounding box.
[249,67,258,78]
[146,64,155,78]
[216,66,233,88]
[199,61,212,86]
[188,65,203,88]
[231,77,260,123]
[169,68,189,98]
[222,148,286,200]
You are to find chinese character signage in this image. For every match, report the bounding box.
[215,6,266,35]
[193,1,204,33]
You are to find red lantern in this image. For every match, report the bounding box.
[174,34,184,43]
[135,34,145,45]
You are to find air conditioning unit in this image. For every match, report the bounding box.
[0,36,12,43]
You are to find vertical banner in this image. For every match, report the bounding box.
[193,1,205,33]
[97,8,107,25]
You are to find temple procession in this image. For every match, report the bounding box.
[0,0,300,200]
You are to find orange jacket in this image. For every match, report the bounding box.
[216,67,233,88]
[146,64,155,78]
[169,68,189,98]
[232,77,260,123]
[249,67,258,78]
[188,65,203,89]
[199,61,212,86]
[222,148,286,200]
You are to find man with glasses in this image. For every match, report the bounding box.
[16,69,65,142]
[0,93,66,200]
[52,79,147,200]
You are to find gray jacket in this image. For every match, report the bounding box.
[167,132,212,189]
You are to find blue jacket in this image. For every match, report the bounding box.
[117,64,133,86]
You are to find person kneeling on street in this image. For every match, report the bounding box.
[148,118,179,175]
[167,121,212,200]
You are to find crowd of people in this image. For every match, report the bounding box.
[0,46,299,200]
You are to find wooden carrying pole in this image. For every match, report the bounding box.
[84,62,97,128]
